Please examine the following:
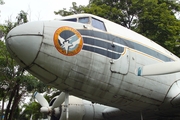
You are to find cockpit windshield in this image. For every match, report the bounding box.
[60,16,106,31]
[92,17,106,31]
[61,18,77,22]
[79,17,89,24]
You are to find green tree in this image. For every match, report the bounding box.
[54,0,147,29]
[0,10,48,120]
[84,0,141,29]
[19,101,42,120]
[0,39,47,120]
[16,10,28,25]
[54,2,85,16]
[136,0,180,56]
[0,0,4,5]
[19,89,60,120]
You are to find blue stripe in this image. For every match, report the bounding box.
[83,37,124,53]
[83,45,121,59]
[78,30,174,62]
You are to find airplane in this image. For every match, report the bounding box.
[5,13,180,120]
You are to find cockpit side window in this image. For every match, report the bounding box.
[92,18,106,31]
[61,18,77,22]
[79,17,89,24]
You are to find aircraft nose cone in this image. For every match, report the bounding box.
[6,21,44,67]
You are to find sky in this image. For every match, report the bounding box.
[0,0,89,24]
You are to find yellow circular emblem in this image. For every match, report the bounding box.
[54,26,83,56]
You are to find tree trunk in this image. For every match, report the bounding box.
[0,95,5,120]
[8,86,25,120]
[4,84,18,120]
[4,92,13,120]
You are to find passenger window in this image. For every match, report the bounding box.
[92,18,106,31]
[61,18,77,22]
[79,17,89,24]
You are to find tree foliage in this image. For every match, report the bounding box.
[0,0,4,5]
[19,102,42,120]
[136,0,180,55]
[19,89,60,120]
[54,2,85,16]
[0,10,48,120]
[16,10,28,25]
[54,0,180,56]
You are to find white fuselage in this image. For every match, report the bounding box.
[6,14,180,118]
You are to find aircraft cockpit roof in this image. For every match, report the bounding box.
[58,14,107,31]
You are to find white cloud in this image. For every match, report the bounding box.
[0,0,89,23]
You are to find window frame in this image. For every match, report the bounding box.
[91,17,107,31]
[61,18,77,22]
[78,17,90,24]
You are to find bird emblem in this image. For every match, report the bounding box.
[58,35,81,54]
[54,26,83,56]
